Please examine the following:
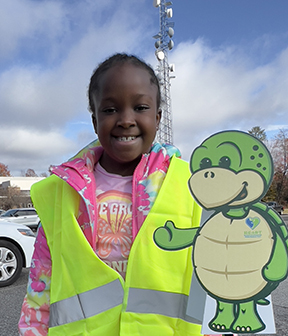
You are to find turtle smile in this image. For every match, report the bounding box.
[231,181,248,203]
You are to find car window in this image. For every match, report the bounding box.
[15,210,27,217]
[25,210,37,216]
[0,209,15,217]
[0,208,38,217]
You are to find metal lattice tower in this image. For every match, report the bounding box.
[153,0,175,144]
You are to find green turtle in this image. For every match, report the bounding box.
[154,130,288,334]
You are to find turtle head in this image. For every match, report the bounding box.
[189,131,273,210]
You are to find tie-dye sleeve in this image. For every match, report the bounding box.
[18,225,52,336]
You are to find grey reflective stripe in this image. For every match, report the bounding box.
[49,279,123,328]
[126,288,197,323]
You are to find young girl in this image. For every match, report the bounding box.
[18,53,214,335]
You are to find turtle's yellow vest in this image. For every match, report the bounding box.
[31,156,202,336]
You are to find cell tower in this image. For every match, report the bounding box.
[153,0,175,144]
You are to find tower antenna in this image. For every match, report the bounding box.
[153,0,175,144]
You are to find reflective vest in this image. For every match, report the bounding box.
[31,156,203,336]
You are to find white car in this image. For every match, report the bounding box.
[0,208,40,232]
[0,220,35,287]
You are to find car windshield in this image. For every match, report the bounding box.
[0,209,16,217]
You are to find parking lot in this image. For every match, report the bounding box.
[1,215,288,336]
[0,267,29,335]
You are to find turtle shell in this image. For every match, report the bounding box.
[193,210,273,301]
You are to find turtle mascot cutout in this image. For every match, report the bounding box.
[154,130,288,334]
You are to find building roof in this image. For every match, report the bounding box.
[0,177,45,191]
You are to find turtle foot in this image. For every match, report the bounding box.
[208,301,234,332]
[232,323,265,334]
[231,301,266,334]
[208,321,230,333]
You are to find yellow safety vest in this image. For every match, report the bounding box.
[31,156,202,336]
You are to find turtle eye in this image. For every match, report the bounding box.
[200,158,212,169]
[219,156,231,168]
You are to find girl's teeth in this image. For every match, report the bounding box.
[118,137,136,142]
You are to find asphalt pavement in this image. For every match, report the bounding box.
[0,267,28,336]
[244,214,288,336]
[1,215,288,336]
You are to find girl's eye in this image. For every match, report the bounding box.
[219,156,231,168]
[135,105,149,111]
[102,107,116,113]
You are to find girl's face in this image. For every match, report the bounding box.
[92,63,161,176]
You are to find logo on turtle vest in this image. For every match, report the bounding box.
[244,217,262,238]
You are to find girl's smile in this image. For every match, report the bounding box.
[92,63,161,176]
[116,136,137,142]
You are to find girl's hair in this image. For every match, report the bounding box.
[88,53,161,113]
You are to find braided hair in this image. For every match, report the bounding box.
[88,53,161,113]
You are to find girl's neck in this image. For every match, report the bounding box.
[99,154,142,176]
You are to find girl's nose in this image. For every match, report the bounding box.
[116,109,136,128]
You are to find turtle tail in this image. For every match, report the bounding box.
[257,298,270,306]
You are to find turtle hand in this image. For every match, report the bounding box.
[153,220,176,250]
[153,220,197,251]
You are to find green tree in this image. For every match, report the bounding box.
[248,126,267,142]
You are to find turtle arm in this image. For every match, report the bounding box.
[262,231,288,282]
[252,203,288,282]
[262,209,288,282]
[153,220,198,250]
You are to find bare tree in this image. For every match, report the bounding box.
[0,186,22,210]
[25,168,38,177]
[269,129,288,204]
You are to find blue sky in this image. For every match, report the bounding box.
[176,1,288,47]
[1,0,288,175]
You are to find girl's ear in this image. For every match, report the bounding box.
[156,108,162,128]
[92,114,98,134]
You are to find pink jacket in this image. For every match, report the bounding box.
[18,140,181,335]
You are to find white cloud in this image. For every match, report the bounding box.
[267,124,288,132]
[0,0,154,128]
[169,39,288,160]
[0,0,66,60]
[1,1,288,174]
[0,0,155,175]
[0,127,77,174]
